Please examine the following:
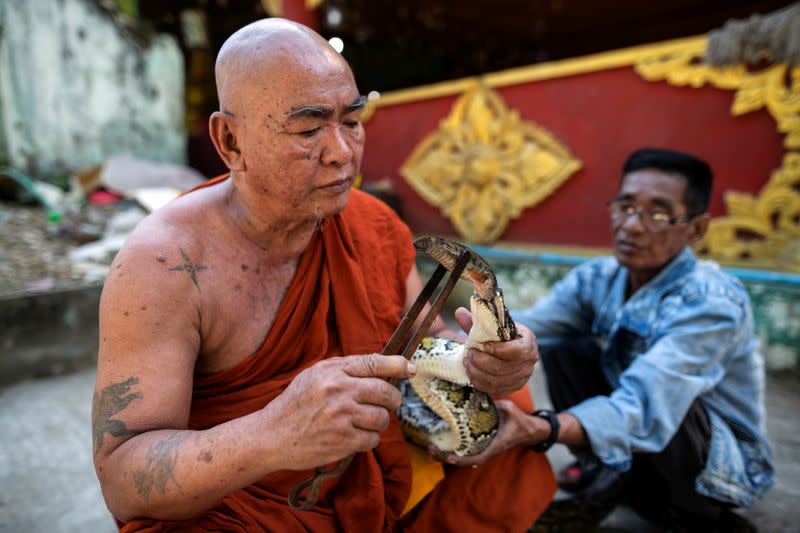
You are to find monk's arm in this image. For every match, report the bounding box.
[92,241,294,521]
[95,237,412,521]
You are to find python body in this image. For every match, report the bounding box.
[287,236,515,510]
[397,236,517,456]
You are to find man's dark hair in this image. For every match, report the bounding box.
[622,148,713,215]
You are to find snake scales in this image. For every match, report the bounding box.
[396,236,517,456]
[288,236,515,509]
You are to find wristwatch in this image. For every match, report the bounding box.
[530,409,559,452]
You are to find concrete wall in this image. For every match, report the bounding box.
[0,0,186,179]
[0,284,102,386]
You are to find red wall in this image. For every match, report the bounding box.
[361,66,784,247]
[280,0,319,31]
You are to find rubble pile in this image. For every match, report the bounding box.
[0,203,81,294]
[0,201,135,295]
[0,156,206,296]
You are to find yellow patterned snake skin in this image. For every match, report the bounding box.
[397,236,516,456]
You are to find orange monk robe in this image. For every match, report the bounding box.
[120,178,555,532]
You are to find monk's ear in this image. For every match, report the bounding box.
[687,212,711,245]
[209,111,246,172]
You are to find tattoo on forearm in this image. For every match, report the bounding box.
[168,248,207,291]
[92,377,143,456]
[132,432,185,499]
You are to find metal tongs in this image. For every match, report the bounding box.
[287,250,472,510]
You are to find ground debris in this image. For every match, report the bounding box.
[0,201,124,296]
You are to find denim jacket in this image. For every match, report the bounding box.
[513,247,774,507]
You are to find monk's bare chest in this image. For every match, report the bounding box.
[194,254,298,375]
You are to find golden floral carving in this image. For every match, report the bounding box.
[635,43,800,271]
[697,153,800,270]
[400,83,581,244]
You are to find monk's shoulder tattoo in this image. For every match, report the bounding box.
[131,432,185,499]
[167,248,207,292]
[92,377,143,456]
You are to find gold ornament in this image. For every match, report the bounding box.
[696,153,800,270]
[400,82,581,244]
[635,43,800,271]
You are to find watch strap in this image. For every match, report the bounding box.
[530,409,559,452]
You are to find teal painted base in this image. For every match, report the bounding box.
[418,250,800,375]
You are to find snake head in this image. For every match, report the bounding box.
[413,235,498,301]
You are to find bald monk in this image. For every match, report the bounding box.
[92,18,555,532]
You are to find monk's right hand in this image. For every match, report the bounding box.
[264,354,415,471]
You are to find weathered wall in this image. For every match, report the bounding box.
[0,0,186,179]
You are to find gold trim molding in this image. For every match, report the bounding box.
[634,42,800,271]
[400,83,581,244]
[260,0,282,16]
[260,0,323,17]
[367,34,798,270]
[369,36,708,110]
[696,153,800,270]
[634,45,800,150]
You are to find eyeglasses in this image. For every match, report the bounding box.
[606,199,694,232]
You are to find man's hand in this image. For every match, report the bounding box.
[427,399,545,466]
[455,307,539,397]
[264,354,415,471]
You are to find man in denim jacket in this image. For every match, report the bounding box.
[442,148,774,530]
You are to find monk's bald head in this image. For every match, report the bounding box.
[215,18,349,115]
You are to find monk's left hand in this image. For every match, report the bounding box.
[428,399,533,466]
[454,307,538,397]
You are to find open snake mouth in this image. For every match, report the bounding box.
[413,235,498,301]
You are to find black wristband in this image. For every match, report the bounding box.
[530,409,560,452]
